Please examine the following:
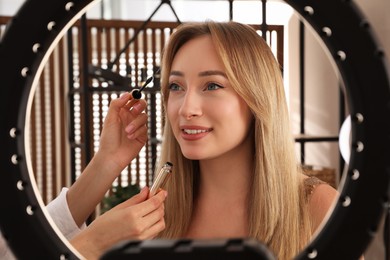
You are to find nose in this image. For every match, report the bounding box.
[178,89,202,120]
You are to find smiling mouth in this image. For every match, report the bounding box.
[182,129,211,134]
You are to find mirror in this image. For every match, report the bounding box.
[2,1,388,258]
[28,0,344,229]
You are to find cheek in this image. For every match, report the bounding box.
[241,106,254,125]
[239,113,254,135]
[166,101,181,137]
[166,101,177,123]
[230,101,253,133]
[221,98,251,121]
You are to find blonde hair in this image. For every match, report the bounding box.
[156,21,311,259]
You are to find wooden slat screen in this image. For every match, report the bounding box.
[0,16,283,208]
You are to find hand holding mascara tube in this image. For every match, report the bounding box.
[149,162,173,197]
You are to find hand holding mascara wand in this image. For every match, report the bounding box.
[129,76,173,197]
[131,76,154,99]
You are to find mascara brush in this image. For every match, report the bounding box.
[131,76,154,99]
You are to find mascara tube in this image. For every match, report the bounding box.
[149,162,173,196]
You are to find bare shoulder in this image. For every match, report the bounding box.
[304,176,339,231]
[304,177,364,259]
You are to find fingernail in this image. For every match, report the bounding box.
[126,124,135,134]
[133,101,143,111]
[120,93,129,99]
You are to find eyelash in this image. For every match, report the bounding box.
[168,83,181,91]
[168,82,224,91]
[206,82,223,91]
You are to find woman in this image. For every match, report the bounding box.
[155,21,337,259]
[0,92,167,260]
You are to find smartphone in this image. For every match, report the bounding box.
[149,162,173,196]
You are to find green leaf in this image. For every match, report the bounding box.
[101,184,141,213]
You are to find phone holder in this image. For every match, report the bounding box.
[100,238,276,260]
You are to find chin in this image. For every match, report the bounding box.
[181,150,205,160]
[182,153,203,160]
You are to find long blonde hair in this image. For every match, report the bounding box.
[156,21,311,259]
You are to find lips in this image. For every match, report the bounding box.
[180,126,212,140]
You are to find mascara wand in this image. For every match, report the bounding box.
[132,76,154,99]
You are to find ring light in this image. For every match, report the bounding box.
[0,0,389,259]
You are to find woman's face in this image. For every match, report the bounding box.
[167,35,253,160]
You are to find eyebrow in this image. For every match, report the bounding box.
[170,70,227,78]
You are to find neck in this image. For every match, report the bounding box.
[185,131,254,239]
[197,135,254,199]
[186,153,252,239]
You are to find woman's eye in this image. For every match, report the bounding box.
[205,82,223,91]
[168,83,181,91]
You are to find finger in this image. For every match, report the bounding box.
[139,216,166,240]
[134,203,166,240]
[120,101,147,128]
[126,124,148,140]
[127,126,148,141]
[142,203,165,227]
[123,98,137,110]
[124,99,147,115]
[125,113,148,135]
[108,93,132,115]
[102,93,132,128]
[131,190,167,218]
